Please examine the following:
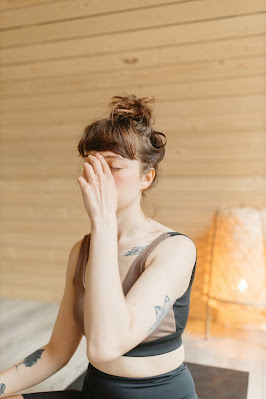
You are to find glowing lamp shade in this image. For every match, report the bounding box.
[208,207,265,306]
[205,207,266,337]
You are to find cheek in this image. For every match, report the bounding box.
[113,173,129,186]
[114,170,139,189]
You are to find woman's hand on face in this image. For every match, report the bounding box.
[77,152,118,222]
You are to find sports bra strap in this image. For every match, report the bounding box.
[123,232,187,295]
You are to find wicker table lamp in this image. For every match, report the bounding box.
[205,207,266,339]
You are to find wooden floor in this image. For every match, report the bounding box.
[0,297,265,399]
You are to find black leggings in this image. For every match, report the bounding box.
[22,362,199,399]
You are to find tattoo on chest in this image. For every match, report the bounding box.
[124,244,149,257]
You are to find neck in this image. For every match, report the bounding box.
[116,200,152,244]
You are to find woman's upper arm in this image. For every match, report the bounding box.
[115,235,197,359]
[47,238,84,366]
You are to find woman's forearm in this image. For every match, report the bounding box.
[84,216,131,362]
[0,344,65,398]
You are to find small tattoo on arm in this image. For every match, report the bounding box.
[15,348,46,371]
[124,245,149,257]
[0,383,6,396]
[147,295,172,335]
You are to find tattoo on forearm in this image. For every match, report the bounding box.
[148,295,172,335]
[0,349,45,396]
[15,348,46,371]
[124,244,149,257]
[0,383,6,396]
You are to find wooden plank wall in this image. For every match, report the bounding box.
[1,0,265,326]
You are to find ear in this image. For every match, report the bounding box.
[141,167,155,190]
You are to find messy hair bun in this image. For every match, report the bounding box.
[109,94,166,149]
[77,93,167,205]
[109,94,154,133]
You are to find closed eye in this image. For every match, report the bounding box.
[83,155,121,170]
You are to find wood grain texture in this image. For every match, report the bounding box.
[0,1,265,331]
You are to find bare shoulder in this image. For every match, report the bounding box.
[164,233,197,258]
[159,231,196,257]
[145,226,197,271]
[153,222,196,249]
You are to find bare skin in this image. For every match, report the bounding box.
[88,221,186,378]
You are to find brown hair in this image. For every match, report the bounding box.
[77,93,166,203]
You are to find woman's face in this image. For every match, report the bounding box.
[84,150,154,209]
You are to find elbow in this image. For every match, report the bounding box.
[87,344,120,363]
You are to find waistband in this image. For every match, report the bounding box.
[87,361,187,383]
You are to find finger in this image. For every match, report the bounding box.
[95,153,112,176]
[84,161,97,182]
[86,155,104,177]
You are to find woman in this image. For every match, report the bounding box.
[1,94,199,398]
